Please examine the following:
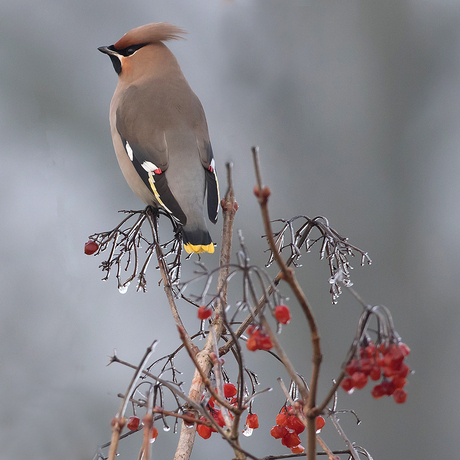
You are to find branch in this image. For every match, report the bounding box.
[174,162,238,460]
[252,146,322,460]
[177,325,240,414]
[145,210,196,351]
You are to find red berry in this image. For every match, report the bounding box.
[346,359,360,376]
[151,426,158,440]
[247,330,273,351]
[246,413,259,429]
[393,389,407,404]
[364,343,377,358]
[392,377,407,389]
[282,431,301,448]
[379,343,390,355]
[341,377,354,392]
[286,415,305,434]
[197,306,212,320]
[197,419,212,439]
[315,416,326,433]
[258,333,274,350]
[370,366,381,381]
[246,335,258,351]
[270,425,288,439]
[398,343,411,356]
[274,305,291,324]
[359,358,374,376]
[371,384,385,399]
[223,383,237,398]
[384,346,404,371]
[351,372,368,390]
[291,444,305,454]
[396,362,410,378]
[212,410,225,428]
[276,412,288,426]
[127,416,140,431]
[381,379,396,396]
[84,240,99,255]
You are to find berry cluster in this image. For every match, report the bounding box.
[197,383,259,439]
[246,325,274,351]
[197,303,292,349]
[245,305,291,351]
[341,342,410,404]
[270,405,325,454]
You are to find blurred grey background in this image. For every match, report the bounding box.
[1,0,459,458]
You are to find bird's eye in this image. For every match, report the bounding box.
[119,44,146,57]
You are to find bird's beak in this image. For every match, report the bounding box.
[98,46,117,56]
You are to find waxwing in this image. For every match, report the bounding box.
[98,23,219,254]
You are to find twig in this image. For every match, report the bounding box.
[139,386,154,460]
[107,341,157,460]
[330,413,360,460]
[145,210,196,351]
[111,354,202,412]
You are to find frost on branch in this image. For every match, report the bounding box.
[87,206,183,292]
[178,230,286,330]
[265,216,372,303]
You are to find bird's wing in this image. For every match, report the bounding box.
[192,95,219,224]
[196,137,219,224]
[115,106,187,225]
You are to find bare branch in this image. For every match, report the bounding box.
[252,146,321,460]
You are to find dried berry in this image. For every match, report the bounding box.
[84,240,99,255]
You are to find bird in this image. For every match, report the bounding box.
[98,23,219,254]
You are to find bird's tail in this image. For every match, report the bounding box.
[182,227,215,254]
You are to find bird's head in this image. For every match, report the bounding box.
[98,22,187,80]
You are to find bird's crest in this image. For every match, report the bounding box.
[114,22,187,50]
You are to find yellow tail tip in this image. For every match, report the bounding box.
[184,242,215,254]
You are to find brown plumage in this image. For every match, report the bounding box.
[114,23,187,49]
[99,23,219,254]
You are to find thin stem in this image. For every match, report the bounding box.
[111,355,202,411]
[330,413,360,460]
